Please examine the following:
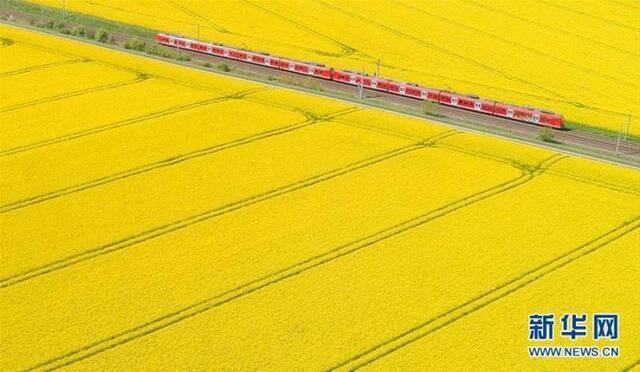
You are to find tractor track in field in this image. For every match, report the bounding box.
[0,58,85,77]
[0,118,315,213]
[622,357,640,372]
[0,86,267,157]
[22,153,561,371]
[0,75,147,113]
[537,0,640,33]
[332,216,640,370]
[462,0,640,59]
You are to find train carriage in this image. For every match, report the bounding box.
[420,87,440,102]
[279,59,332,79]
[361,76,389,92]
[332,70,360,85]
[388,81,423,99]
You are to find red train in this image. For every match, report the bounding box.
[156,33,563,129]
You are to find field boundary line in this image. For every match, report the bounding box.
[0,105,355,212]
[331,118,429,142]
[438,143,640,196]
[0,58,86,77]
[543,169,640,197]
[0,86,268,157]
[437,142,542,170]
[330,217,640,371]
[0,76,146,113]
[23,154,562,371]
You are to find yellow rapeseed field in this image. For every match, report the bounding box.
[30,0,640,135]
[0,17,639,372]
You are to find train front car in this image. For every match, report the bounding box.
[494,103,563,128]
[538,111,564,128]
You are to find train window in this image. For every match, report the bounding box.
[451,96,458,105]
[474,101,482,110]
[532,114,540,123]
[399,86,406,94]
[506,108,514,117]
[372,80,378,88]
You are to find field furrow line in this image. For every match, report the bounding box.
[622,357,640,372]
[0,119,315,213]
[0,86,268,157]
[395,0,638,89]
[332,119,425,142]
[537,0,640,32]
[544,170,640,197]
[22,154,563,371]
[0,140,418,289]
[243,0,360,59]
[0,58,86,78]
[0,76,146,113]
[331,217,640,371]
[462,0,640,58]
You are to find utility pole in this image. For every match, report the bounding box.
[359,67,364,99]
[615,121,624,155]
[624,111,631,140]
[376,58,380,77]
